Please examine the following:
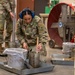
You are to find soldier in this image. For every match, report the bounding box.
[4,0,15,48]
[0,0,15,53]
[16,8,48,56]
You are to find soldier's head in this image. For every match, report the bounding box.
[19,8,35,24]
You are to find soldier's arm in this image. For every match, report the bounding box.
[16,19,26,45]
[2,0,12,12]
[6,0,15,12]
[2,0,15,18]
[35,16,48,44]
[38,21,48,44]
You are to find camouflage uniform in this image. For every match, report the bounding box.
[0,0,15,52]
[0,0,15,49]
[4,0,15,43]
[0,0,11,43]
[16,16,48,56]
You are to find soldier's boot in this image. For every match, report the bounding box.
[0,43,8,56]
[0,44,3,53]
[5,42,9,48]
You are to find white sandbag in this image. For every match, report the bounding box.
[3,48,28,70]
[62,42,75,53]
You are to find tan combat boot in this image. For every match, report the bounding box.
[0,44,3,53]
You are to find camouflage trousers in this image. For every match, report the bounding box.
[0,18,13,44]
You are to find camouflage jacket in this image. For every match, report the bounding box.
[0,0,11,13]
[16,16,48,46]
[0,0,15,19]
[7,0,15,12]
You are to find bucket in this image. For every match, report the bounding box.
[29,51,40,68]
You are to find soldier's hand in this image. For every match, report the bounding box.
[23,42,28,50]
[36,43,42,52]
[10,12,15,18]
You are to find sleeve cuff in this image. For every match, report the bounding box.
[21,39,26,44]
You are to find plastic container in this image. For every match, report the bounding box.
[45,6,52,14]
[55,0,59,4]
[51,0,55,6]
[51,0,59,6]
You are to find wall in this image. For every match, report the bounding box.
[59,0,75,4]
[17,0,34,19]
[34,0,48,15]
